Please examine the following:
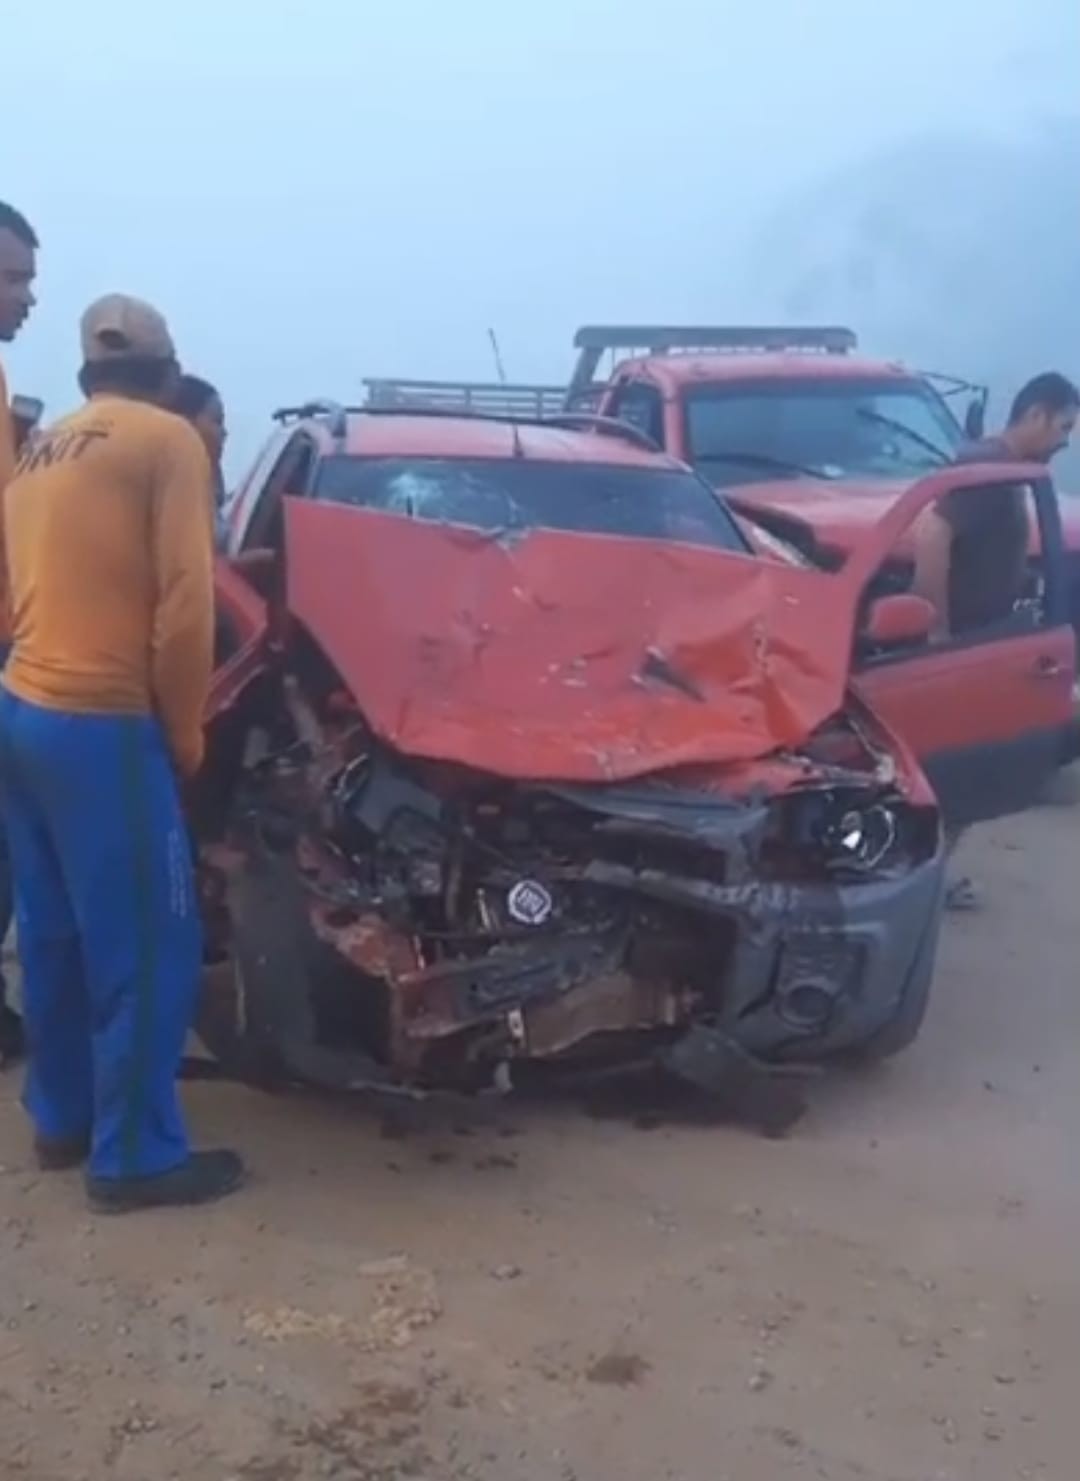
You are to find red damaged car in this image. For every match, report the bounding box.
[193,404,1066,1110]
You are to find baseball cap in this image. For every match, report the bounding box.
[80,293,176,363]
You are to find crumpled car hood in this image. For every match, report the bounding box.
[727,473,1080,561]
[728,477,913,563]
[284,502,857,782]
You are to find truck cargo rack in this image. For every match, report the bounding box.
[567,323,858,405]
[270,398,658,452]
[363,376,567,420]
[272,400,352,439]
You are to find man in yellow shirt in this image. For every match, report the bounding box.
[0,199,39,1067]
[0,294,244,1211]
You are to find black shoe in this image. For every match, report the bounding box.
[86,1149,246,1214]
[0,1004,24,1068]
[35,1133,92,1171]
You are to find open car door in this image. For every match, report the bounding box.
[847,466,1074,828]
[208,556,272,719]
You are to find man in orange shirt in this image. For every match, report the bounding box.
[0,295,244,1211]
[0,199,39,1067]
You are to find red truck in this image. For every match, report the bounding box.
[566,325,1080,627]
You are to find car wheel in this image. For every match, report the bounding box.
[194,850,318,1090]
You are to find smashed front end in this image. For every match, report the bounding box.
[197,679,942,1105]
[197,496,944,1108]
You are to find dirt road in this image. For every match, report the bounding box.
[1,792,1076,1481]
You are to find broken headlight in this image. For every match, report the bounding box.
[762,789,906,879]
[819,802,897,872]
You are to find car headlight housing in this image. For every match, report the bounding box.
[820,802,898,872]
[760,788,916,880]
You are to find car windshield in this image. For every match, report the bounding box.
[314,456,751,553]
[685,378,964,487]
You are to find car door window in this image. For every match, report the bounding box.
[608,381,664,448]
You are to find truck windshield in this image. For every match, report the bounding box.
[314,457,751,553]
[685,378,963,487]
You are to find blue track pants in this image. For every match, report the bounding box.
[0,690,201,1179]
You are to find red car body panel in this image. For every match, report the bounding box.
[282,500,857,782]
[729,476,1080,565]
[272,466,1033,787]
[209,558,271,714]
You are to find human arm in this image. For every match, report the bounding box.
[150,425,215,776]
[911,503,954,641]
[0,380,14,490]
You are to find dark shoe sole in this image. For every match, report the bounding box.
[86,1151,246,1215]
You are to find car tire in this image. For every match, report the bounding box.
[197,840,402,1096]
[194,846,318,1090]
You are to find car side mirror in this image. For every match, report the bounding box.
[865,593,935,647]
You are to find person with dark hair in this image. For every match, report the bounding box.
[0,199,40,1066]
[0,202,37,349]
[0,294,244,1211]
[914,370,1079,639]
[912,369,1079,909]
[1002,373,1080,450]
[173,374,228,545]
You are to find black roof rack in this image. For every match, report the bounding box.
[568,323,857,402]
[269,399,658,454]
[363,377,566,420]
[271,399,350,440]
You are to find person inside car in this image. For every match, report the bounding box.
[912,371,1079,910]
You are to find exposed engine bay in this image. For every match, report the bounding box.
[193,644,942,1124]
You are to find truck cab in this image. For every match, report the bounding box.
[570,324,975,508]
[575,324,1080,600]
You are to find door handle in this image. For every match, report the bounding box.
[1030,655,1066,678]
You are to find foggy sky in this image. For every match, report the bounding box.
[4,0,1078,473]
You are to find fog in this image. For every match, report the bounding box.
[750,115,1080,479]
[4,0,1077,474]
